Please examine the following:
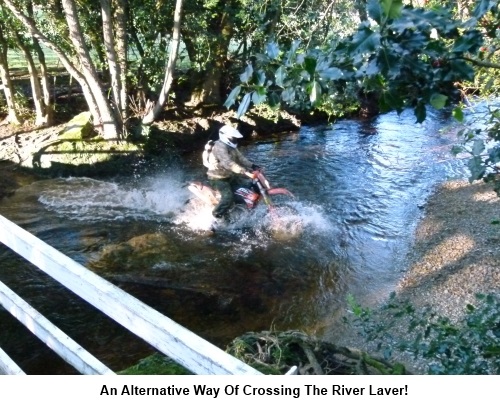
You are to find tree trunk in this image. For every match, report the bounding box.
[61,0,121,138]
[3,0,101,124]
[27,0,53,125]
[31,40,53,125]
[12,31,48,126]
[188,68,224,107]
[0,59,21,125]
[186,10,233,107]
[142,0,183,125]
[0,25,21,125]
[113,0,128,120]
[100,0,123,124]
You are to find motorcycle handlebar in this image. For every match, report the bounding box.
[254,170,271,190]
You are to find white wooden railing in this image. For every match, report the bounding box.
[0,214,262,375]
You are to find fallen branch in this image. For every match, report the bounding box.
[226,330,410,375]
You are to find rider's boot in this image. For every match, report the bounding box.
[210,213,230,232]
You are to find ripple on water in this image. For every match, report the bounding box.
[0,108,474,372]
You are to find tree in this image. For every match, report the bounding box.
[11,27,48,125]
[225,0,480,121]
[0,10,21,125]
[3,0,121,138]
[0,1,53,126]
[223,0,500,193]
[181,0,241,106]
[113,0,128,121]
[61,0,120,136]
[127,0,174,109]
[100,0,124,124]
[0,0,372,133]
[26,0,53,126]
[142,0,184,125]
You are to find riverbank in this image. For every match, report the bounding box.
[397,179,499,319]
[0,107,301,172]
[337,178,499,373]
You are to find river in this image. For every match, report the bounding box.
[0,108,468,374]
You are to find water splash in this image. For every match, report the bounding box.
[38,174,191,222]
[173,196,215,231]
[175,189,333,245]
[37,173,329,243]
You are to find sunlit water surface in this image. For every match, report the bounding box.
[0,109,468,374]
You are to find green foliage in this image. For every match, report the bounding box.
[452,103,500,196]
[181,0,245,72]
[127,0,178,93]
[458,3,500,99]
[118,353,192,375]
[367,0,404,24]
[235,0,359,54]
[225,0,484,122]
[346,292,500,374]
[224,39,360,119]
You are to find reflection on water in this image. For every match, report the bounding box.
[0,109,468,374]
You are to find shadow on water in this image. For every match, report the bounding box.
[0,109,469,374]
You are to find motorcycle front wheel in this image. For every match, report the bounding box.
[265,204,303,240]
[227,203,250,223]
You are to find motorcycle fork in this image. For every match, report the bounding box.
[255,180,273,209]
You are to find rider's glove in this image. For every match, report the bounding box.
[251,164,261,171]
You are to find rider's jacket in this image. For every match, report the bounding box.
[206,140,253,180]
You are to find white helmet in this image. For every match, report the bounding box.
[219,125,243,148]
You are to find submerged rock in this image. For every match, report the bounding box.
[91,232,176,272]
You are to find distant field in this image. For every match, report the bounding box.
[7,46,61,71]
[7,43,192,73]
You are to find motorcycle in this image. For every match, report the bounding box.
[187,170,298,232]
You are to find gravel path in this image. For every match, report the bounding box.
[397,179,499,319]
[338,179,499,373]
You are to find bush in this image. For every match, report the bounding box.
[346,292,500,374]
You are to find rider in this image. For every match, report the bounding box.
[205,124,260,223]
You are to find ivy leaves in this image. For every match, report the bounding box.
[452,104,500,194]
[224,39,347,118]
[367,0,404,25]
[224,0,485,123]
[348,293,500,375]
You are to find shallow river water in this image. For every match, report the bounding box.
[0,108,468,374]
